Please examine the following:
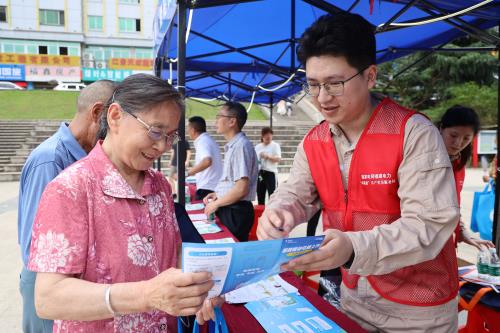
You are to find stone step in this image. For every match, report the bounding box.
[0,172,20,182]
[0,164,24,172]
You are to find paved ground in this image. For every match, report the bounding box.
[0,168,488,331]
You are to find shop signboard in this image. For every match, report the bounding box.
[25,66,81,82]
[82,68,133,82]
[0,53,80,67]
[0,64,25,81]
[108,58,154,70]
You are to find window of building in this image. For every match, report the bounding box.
[135,49,152,59]
[0,6,7,23]
[39,9,64,26]
[48,45,58,55]
[88,15,103,31]
[27,45,37,54]
[3,44,13,53]
[119,18,140,33]
[14,45,24,53]
[68,47,79,56]
[59,47,68,55]
[38,45,48,54]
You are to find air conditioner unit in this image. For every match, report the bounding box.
[82,53,94,61]
[82,60,94,68]
[95,61,106,69]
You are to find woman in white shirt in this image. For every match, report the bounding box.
[255,127,281,205]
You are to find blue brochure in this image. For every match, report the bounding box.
[245,293,345,333]
[182,236,324,297]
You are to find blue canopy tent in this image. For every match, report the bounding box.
[155,0,500,104]
[155,0,500,246]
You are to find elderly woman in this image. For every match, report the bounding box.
[28,74,213,332]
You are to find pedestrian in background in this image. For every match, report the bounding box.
[255,127,281,205]
[187,116,223,200]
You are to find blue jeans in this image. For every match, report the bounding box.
[19,267,53,333]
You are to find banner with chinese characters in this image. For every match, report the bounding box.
[108,58,154,70]
[25,66,81,82]
[82,68,133,82]
[0,53,80,67]
[0,64,25,81]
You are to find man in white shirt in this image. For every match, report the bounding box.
[187,116,223,200]
[255,127,281,204]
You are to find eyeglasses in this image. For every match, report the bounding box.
[303,67,367,97]
[122,108,180,146]
[215,114,236,120]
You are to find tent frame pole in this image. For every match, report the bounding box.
[269,93,273,129]
[494,22,500,250]
[177,0,187,205]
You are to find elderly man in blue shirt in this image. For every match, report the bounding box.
[17,79,115,333]
[204,101,258,242]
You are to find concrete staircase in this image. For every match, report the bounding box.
[0,120,315,182]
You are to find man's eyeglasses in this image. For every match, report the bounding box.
[303,67,367,97]
[122,108,180,146]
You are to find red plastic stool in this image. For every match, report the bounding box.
[459,302,500,333]
[248,204,265,241]
[458,282,500,333]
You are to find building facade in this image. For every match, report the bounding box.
[0,0,156,87]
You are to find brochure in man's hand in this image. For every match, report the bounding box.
[182,236,325,297]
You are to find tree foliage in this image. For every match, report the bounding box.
[377,35,498,126]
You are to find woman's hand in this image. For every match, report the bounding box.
[195,297,225,325]
[463,236,495,250]
[144,268,213,317]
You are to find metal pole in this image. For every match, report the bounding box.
[269,93,273,129]
[494,23,500,250]
[291,0,296,72]
[177,0,187,205]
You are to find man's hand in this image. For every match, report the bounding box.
[282,229,354,272]
[256,208,295,240]
[203,193,218,216]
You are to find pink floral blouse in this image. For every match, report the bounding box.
[28,142,181,333]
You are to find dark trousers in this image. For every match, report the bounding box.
[195,188,213,201]
[257,170,276,205]
[216,201,254,242]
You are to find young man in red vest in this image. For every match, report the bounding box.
[257,13,460,332]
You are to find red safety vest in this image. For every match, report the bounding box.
[303,98,458,306]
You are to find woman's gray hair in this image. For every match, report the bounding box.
[98,74,184,140]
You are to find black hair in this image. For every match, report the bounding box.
[98,74,183,140]
[260,127,273,142]
[297,12,376,71]
[437,105,480,169]
[223,101,247,131]
[188,116,207,133]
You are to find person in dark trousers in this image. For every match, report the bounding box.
[255,127,281,204]
[187,116,223,201]
[203,102,258,241]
